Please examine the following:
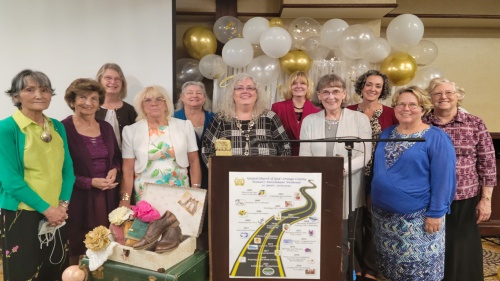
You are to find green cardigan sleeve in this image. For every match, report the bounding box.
[52,118,75,202]
[0,117,75,213]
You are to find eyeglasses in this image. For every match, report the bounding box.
[103,76,122,83]
[143,97,165,104]
[234,86,256,92]
[395,102,420,110]
[431,91,455,98]
[320,89,343,96]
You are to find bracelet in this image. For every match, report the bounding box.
[121,193,130,201]
[482,195,492,201]
[59,200,70,209]
[193,184,202,187]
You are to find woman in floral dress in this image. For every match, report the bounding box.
[119,85,201,206]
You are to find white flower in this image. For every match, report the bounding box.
[108,206,134,225]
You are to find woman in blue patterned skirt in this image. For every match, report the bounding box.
[370,86,457,280]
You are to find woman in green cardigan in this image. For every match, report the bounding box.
[0,69,75,280]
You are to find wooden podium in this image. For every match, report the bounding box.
[208,156,344,281]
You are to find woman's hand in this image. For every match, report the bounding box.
[106,168,118,182]
[43,206,68,226]
[92,178,119,190]
[424,217,442,234]
[476,197,492,224]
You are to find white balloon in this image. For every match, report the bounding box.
[199,54,227,80]
[222,38,254,68]
[243,17,269,45]
[302,36,329,60]
[386,14,424,52]
[410,67,444,89]
[364,37,391,63]
[287,17,322,50]
[246,55,281,85]
[260,27,292,59]
[338,24,375,59]
[408,39,439,66]
[320,19,349,49]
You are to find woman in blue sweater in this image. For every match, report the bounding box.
[370,86,456,281]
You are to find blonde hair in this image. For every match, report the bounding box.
[282,71,314,100]
[216,73,269,122]
[133,85,175,121]
[426,77,465,106]
[391,86,433,115]
[175,81,212,111]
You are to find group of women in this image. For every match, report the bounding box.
[0,64,494,281]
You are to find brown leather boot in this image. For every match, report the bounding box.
[133,211,179,250]
[155,226,183,253]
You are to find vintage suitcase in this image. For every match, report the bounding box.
[80,250,209,281]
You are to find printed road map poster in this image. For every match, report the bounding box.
[228,172,322,279]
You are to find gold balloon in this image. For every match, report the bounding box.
[279,50,311,75]
[182,26,217,60]
[269,18,284,27]
[380,52,418,86]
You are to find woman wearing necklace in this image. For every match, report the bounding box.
[0,69,75,280]
[271,71,320,156]
[201,73,291,166]
[299,74,371,281]
[370,86,456,281]
[346,70,398,281]
[119,85,201,204]
[95,63,138,147]
[61,78,122,265]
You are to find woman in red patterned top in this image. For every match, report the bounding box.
[423,77,496,281]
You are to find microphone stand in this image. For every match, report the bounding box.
[252,137,425,281]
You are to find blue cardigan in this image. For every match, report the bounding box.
[0,115,75,213]
[174,109,214,189]
[371,125,456,218]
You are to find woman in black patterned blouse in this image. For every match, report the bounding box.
[201,73,291,166]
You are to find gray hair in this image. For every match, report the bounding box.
[96,63,128,99]
[133,85,175,122]
[5,69,55,109]
[175,81,212,111]
[216,73,268,122]
[426,77,465,106]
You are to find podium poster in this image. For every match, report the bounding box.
[228,172,322,279]
[209,156,343,281]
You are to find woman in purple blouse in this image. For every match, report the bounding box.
[61,78,122,265]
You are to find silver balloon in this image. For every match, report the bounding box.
[176,58,203,89]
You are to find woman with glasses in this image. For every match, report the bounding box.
[0,69,75,280]
[61,78,122,265]
[201,73,291,165]
[271,71,320,156]
[423,78,496,281]
[299,74,372,280]
[119,86,201,206]
[95,63,138,146]
[370,86,456,281]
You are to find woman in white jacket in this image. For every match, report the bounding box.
[119,85,201,206]
[300,74,371,281]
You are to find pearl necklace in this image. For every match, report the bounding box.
[236,118,255,156]
[325,119,339,130]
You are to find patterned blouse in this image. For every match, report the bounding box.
[134,125,189,201]
[423,110,497,200]
[201,110,291,166]
[385,127,429,168]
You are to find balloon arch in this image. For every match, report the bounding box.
[178,14,443,111]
